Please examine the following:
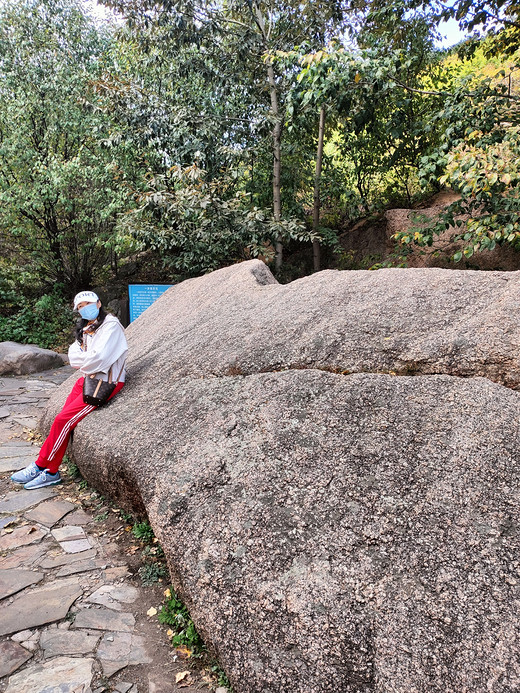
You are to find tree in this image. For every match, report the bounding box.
[100,0,351,271]
[0,0,129,292]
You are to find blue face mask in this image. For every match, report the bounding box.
[79,304,100,321]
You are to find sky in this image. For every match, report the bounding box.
[437,17,468,48]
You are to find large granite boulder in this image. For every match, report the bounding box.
[41,261,520,692]
[0,341,65,375]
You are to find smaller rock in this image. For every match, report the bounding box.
[11,629,34,643]
[0,342,64,376]
[0,406,10,417]
[21,640,39,652]
[216,688,229,693]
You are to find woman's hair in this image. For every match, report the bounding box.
[75,305,108,344]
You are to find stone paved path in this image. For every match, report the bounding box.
[0,368,219,693]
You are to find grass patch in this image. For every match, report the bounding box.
[131,521,155,544]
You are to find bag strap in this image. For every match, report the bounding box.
[114,359,126,385]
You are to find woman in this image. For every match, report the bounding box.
[11,290,128,490]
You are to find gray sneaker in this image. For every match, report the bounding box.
[11,461,42,484]
[24,470,62,490]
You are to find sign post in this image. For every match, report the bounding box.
[128,284,174,323]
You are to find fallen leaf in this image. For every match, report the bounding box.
[167,629,174,637]
[176,644,193,658]
[3,528,14,534]
[147,607,157,617]
[164,588,171,598]
[175,671,190,684]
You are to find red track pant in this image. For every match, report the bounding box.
[37,377,125,474]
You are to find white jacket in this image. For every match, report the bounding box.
[68,314,128,383]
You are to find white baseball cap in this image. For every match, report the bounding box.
[73,291,99,311]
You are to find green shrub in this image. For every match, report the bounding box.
[131,521,155,544]
[158,588,205,655]
[0,289,72,349]
[138,562,167,585]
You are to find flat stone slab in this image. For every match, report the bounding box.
[0,568,44,600]
[0,543,48,569]
[0,488,57,514]
[98,632,152,678]
[56,557,107,577]
[25,499,76,527]
[0,515,17,530]
[51,524,92,553]
[40,628,101,658]
[39,547,97,569]
[0,444,38,458]
[52,525,87,542]
[0,640,33,678]
[65,508,94,525]
[0,439,34,446]
[11,416,38,428]
[0,456,35,473]
[0,406,10,418]
[4,655,94,693]
[59,538,92,553]
[0,579,83,636]
[73,607,135,632]
[85,584,140,611]
[0,524,47,551]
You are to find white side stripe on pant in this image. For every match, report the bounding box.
[47,404,96,461]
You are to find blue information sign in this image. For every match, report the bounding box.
[128,284,174,322]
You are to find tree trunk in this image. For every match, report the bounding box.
[253,3,283,271]
[313,106,326,273]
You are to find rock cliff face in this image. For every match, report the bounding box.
[41,260,520,692]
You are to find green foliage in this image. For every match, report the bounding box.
[66,460,82,480]
[158,588,206,655]
[121,164,311,276]
[138,562,167,586]
[0,288,72,349]
[396,67,520,260]
[210,664,234,691]
[0,0,133,293]
[131,521,155,544]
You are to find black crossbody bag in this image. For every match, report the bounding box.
[82,361,125,407]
